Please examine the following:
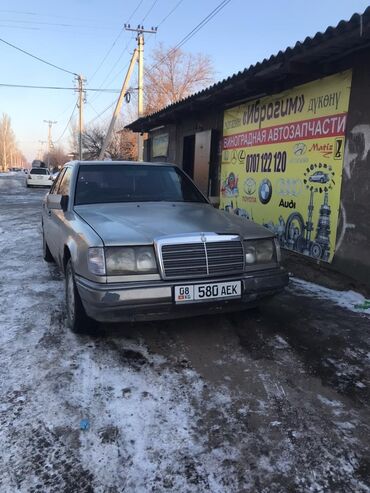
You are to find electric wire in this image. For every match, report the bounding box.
[149,0,232,73]
[157,0,184,27]
[101,0,230,92]
[89,0,146,83]
[87,100,116,125]
[0,36,78,76]
[54,101,78,143]
[55,101,78,120]
[87,0,164,106]
[0,18,112,29]
[87,35,135,105]
[86,0,231,126]
[127,0,145,22]
[141,0,159,23]
[0,82,120,92]
[89,30,125,82]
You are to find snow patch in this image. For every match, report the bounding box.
[290,278,370,316]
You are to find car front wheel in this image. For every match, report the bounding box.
[65,259,97,333]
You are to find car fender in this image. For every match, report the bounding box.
[63,213,105,282]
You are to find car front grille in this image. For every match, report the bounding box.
[159,237,244,279]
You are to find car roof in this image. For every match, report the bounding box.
[63,160,176,168]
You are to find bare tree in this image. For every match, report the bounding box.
[43,146,69,171]
[80,124,137,161]
[0,114,26,171]
[116,128,137,160]
[143,44,214,115]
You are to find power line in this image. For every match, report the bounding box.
[98,0,185,91]
[0,18,112,29]
[141,0,159,23]
[0,82,120,92]
[0,36,78,76]
[87,100,117,126]
[127,0,145,22]
[89,0,146,83]
[89,30,125,82]
[103,0,231,91]
[171,0,232,52]
[54,102,78,143]
[157,0,185,27]
[149,0,232,72]
[0,9,106,23]
[87,35,135,104]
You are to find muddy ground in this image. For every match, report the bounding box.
[0,173,369,492]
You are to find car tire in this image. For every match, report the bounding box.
[42,230,54,263]
[65,259,97,334]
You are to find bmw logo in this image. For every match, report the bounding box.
[259,179,272,204]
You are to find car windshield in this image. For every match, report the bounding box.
[30,168,48,175]
[74,164,207,205]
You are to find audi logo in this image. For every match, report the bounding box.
[277,178,303,197]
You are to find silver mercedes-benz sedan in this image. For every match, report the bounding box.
[42,161,288,332]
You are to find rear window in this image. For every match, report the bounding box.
[74,164,207,206]
[30,168,48,175]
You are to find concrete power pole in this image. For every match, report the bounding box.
[124,24,157,161]
[43,120,57,169]
[76,75,86,160]
[99,49,138,160]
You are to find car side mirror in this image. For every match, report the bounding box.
[208,196,220,208]
[60,195,69,211]
[47,194,69,211]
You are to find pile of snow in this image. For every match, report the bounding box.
[290,277,370,315]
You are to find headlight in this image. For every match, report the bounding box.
[244,239,275,266]
[88,247,106,276]
[105,246,157,275]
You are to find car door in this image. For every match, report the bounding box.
[46,168,72,263]
[43,168,65,250]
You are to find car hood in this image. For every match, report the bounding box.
[74,202,272,246]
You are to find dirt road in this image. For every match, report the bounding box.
[0,173,369,492]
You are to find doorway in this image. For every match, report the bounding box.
[182,135,195,178]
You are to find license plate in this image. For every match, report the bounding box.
[174,281,241,303]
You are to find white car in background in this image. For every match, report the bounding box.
[26,168,53,188]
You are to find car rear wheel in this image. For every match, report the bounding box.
[42,230,54,263]
[65,259,97,333]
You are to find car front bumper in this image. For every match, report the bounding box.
[75,268,289,323]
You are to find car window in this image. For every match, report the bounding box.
[74,165,207,205]
[49,169,66,194]
[57,167,72,196]
[30,168,48,175]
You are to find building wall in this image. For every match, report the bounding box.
[145,49,370,289]
[333,51,370,286]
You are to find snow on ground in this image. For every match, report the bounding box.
[290,277,370,316]
[0,195,240,491]
[1,175,370,492]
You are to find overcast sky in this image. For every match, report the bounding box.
[1,0,369,161]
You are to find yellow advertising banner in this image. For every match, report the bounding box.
[220,70,352,262]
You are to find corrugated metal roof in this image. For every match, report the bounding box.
[127,6,370,131]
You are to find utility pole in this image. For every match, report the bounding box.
[124,24,157,161]
[43,120,57,169]
[38,140,47,160]
[75,75,86,160]
[99,49,138,160]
